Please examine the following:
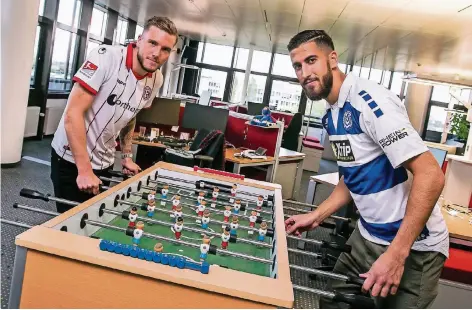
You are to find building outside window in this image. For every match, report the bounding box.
[269,80,302,113]
[198,68,227,99]
[49,28,77,91]
[57,0,81,28]
[90,6,108,39]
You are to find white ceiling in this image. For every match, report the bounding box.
[97,0,472,83]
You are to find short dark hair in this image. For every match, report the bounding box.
[287,30,335,52]
[143,16,178,39]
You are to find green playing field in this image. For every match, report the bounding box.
[92,192,274,277]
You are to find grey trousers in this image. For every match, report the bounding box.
[321,228,446,308]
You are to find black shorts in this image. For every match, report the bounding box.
[50,149,112,213]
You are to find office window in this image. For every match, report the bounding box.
[351,65,361,76]
[233,47,249,70]
[135,25,144,40]
[230,72,266,103]
[57,0,81,28]
[431,85,452,103]
[198,68,227,99]
[272,54,296,78]
[38,0,45,15]
[426,106,447,133]
[200,43,233,67]
[251,50,271,73]
[390,72,404,96]
[360,67,370,79]
[383,71,392,88]
[369,69,383,84]
[269,80,302,113]
[114,17,128,45]
[305,99,327,119]
[30,26,41,86]
[86,40,100,57]
[90,6,107,38]
[49,28,77,91]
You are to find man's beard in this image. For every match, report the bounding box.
[137,50,159,73]
[303,62,333,101]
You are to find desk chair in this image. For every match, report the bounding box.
[281,112,303,151]
[164,129,225,169]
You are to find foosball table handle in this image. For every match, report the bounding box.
[20,188,50,201]
[109,170,129,179]
[346,276,366,287]
[321,241,352,253]
[332,292,375,308]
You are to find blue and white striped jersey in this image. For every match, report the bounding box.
[322,73,449,257]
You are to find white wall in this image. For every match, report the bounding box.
[43,99,67,135]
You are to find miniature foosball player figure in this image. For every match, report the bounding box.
[248,210,258,234]
[172,205,182,221]
[132,221,145,245]
[258,222,268,242]
[173,217,183,239]
[147,200,156,218]
[128,206,138,228]
[196,191,205,205]
[154,242,163,253]
[223,206,232,223]
[161,185,169,199]
[200,235,211,261]
[212,187,219,201]
[231,184,237,197]
[196,200,206,217]
[256,195,264,210]
[172,195,181,211]
[201,210,211,229]
[233,199,241,214]
[230,216,239,236]
[147,190,156,201]
[221,226,231,249]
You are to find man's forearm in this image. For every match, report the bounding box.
[313,176,352,222]
[64,112,92,173]
[119,117,136,154]
[388,170,445,259]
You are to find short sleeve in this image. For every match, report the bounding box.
[72,46,112,95]
[360,89,428,168]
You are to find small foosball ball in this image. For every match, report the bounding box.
[4,162,374,308]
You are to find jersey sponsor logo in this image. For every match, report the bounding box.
[331,139,355,162]
[117,79,126,85]
[106,94,141,113]
[379,128,408,148]
[80,61,98,77]
[343,110,353,130]
[142,86,152,100]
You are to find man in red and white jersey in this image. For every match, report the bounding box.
[50,16,178,213]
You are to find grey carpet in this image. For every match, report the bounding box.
[1,138,339,309]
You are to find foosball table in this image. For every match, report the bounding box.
[4,162,374,308]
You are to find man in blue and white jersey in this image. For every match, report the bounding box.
[285,30,448,308]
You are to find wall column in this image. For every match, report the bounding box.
[1,0,40,164]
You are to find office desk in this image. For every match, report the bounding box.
[441,206,472,246]
[225,148,276,182]
[275,148,305,199]
[305,172,340,205]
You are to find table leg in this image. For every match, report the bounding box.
[232,163,241,175]
[292,158,304,200]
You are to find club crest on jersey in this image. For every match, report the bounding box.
[330,139,355,162]
[142,86,152,100]
[343,111,353,130]
[80,61,98,77]
[98,47,107,54]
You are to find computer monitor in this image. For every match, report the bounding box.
[181,103,229,133]
[247,102,265,116]
[428,146,448,168]
[136,98,181,126]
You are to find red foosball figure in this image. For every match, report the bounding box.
[231,184,237,197]
[173,217,183,239]
[221,226,231,249]
[197,200,206,217]
[172,195,181,211]
[212,187,219,201]
[128,206,138,228]
[249,210,257,228]
[223,206,232,223]
[256,195,264,210]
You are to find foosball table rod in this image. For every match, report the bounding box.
[289,264,365,286]
[286,234,351,253]
[283,206,350,223]
[131,185,273,216]
[0,218,33,229]
[292,285,374,308]
[103,208,272,249]
[84,219,273,265]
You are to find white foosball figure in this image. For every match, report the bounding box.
[147,200,156,217]
[147,190,156,201]
[233,199,241,214]
[201,210,211,229]
[200,236,211,261]
[161,185,169,199]
[132,221,144,245]
[230,216,239,236]
[258,222,268,242]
